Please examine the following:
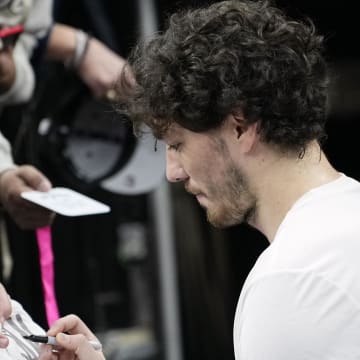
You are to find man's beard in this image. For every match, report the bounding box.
[205,163,257,229]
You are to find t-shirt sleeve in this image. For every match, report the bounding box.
[234,271,360,360]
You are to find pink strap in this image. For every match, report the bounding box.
[36,226,60,326]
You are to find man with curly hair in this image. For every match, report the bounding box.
[38,1,360,359]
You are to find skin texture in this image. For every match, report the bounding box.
[0,165,54,229]
[164,119,257,228]
[77,37,127,98]
[46,24,129,99]
[39,315,105,360]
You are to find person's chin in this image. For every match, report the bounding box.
[206,207,227,228]
[207,215,227,229]
[208,206,246,229]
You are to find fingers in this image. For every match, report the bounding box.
[0,165,52,204]
[47,315,95,339]
[4,190,55,230]
[16,165,52,192]
[0,166,55,229]
[43,315,104,360]
[0,334,9,348]
[56,333,104,359]
[38,345,59,360]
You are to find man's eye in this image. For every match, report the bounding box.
[167,143,181,151]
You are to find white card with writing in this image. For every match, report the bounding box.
[21,187,111,216]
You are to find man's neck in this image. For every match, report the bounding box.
[249,141,340,242]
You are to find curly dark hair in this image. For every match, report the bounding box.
[119,0,329,151]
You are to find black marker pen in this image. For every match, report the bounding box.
[23,334,102,351]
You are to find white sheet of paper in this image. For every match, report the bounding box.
[21,187,111,217]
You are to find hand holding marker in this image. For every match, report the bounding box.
[23,334,102,351]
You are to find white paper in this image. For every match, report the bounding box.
[21,187,110,217]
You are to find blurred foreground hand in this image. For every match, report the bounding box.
[0,165,55,229]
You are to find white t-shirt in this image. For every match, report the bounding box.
[234,174,360,359]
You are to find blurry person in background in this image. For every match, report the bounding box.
[0,0,54,240]
[0,0,128,232]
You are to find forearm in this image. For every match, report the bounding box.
[46,23,128,98]
[46,23,87,67]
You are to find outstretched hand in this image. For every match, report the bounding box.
[0,165,55,229]
[39,315,105,360]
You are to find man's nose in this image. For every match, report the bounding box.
[166,152,187,183]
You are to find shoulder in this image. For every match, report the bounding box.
[269,175,360,267]
[234,270,360,360]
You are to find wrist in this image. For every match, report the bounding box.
[65,29,91,70]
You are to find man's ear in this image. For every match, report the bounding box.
[230,111,259,153]
[232,111,247,139]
